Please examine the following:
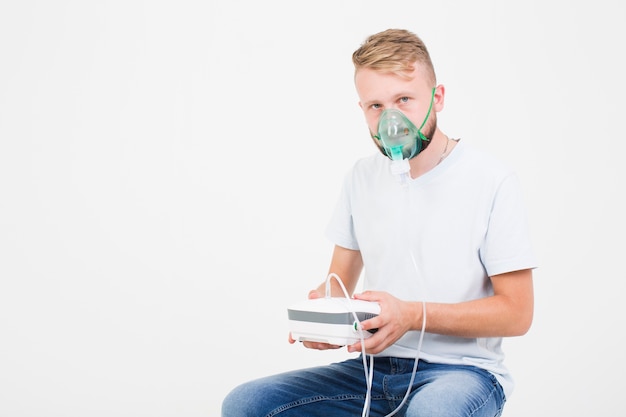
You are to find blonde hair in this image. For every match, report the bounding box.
[352,28,436,83]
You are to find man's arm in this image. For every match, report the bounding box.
[414,269,534,337]
[352,269,534,354]
[310,245,364,298]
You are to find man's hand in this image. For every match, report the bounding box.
[347,291,419,354]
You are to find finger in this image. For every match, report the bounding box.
[308,290,323,299]
[347,341,362,353]
[303,341,343,350]
[360,316,382,333]
[353,291,380,302]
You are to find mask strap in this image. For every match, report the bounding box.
[417,87,436,141]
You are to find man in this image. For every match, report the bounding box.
[222,28,536,417]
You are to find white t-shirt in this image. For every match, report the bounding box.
[325,140,538,398]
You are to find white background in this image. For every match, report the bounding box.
[1,1,624,416]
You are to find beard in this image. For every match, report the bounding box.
[417,112,437,152]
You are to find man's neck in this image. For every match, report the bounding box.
[408,130,450,179]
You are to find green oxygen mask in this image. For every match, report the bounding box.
[373,88,435,161]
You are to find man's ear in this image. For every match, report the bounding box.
[434,84,445,112]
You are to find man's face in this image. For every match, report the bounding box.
[355,64,441,152]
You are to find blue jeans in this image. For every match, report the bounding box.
[221,357,506,417]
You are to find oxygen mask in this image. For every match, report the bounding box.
[375,109,424,160]
[372,88,435,161]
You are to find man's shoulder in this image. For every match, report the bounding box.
[456,141,514,176]
[350,152,387,174]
